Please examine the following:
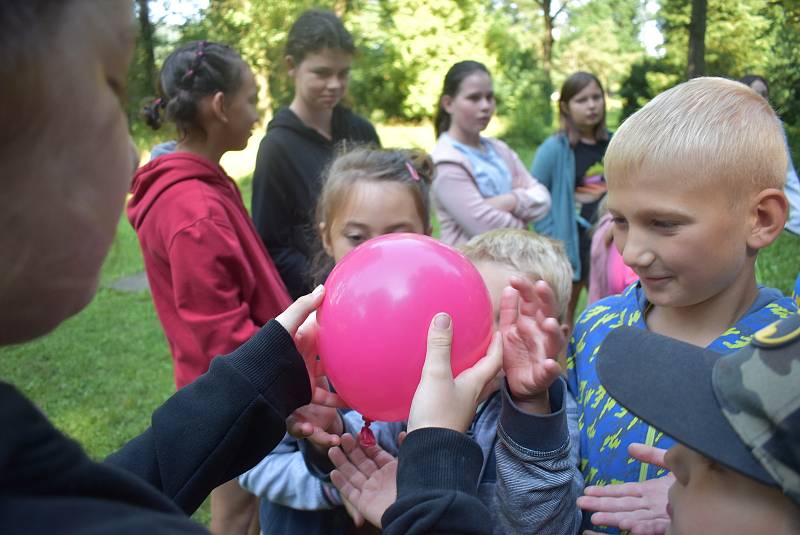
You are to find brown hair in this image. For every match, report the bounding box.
[310,146,434,286]
[559,71,609,147]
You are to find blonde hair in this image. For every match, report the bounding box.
[310,145,434,285]
[460,229,573,320]
[605,77,787,203]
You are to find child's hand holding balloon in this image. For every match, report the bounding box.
[407,314,503,434]
[500,277,567,415]
[279,285,348,447]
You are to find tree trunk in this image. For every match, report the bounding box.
[687,0,707,78]
[538,0,555,125]
[137,0,156,93]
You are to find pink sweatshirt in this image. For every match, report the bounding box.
[588,213,638,304]
[431,135,551,246]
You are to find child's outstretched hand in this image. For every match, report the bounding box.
[407,313,503,433]
[500,277,566,414]
[577,443,672,535]
[280,286,347,447]
[329,433,399,528]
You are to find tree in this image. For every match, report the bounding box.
[136,0,157,95]
[686,0,706,78]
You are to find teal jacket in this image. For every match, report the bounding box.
[530,134,581,281]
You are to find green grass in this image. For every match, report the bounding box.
[757,230,800,296]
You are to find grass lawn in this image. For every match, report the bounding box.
[2,122,798,526]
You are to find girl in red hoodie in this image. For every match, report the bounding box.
[128,41,290,535]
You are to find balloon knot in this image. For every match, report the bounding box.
[359,418,376,447]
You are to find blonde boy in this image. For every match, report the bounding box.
[569,77,798,532]
[461,228,572,325]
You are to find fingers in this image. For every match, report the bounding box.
[628,443,668,468]
[276,285,325,336]
[578,494,645,513]
[510,277,560,320]
[582,483,643,498]
[397,431,407,447]
[310,386,348,409]
[498,286,520,332]
[627,519,670,535]
[421,313,454,380]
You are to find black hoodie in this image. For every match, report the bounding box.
[251,106,380,299]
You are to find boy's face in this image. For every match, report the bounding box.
[473,260,521,330]
[0,1,136,343]
[606,167,754,312]
[665,444,797,535]
[473,260,521,400]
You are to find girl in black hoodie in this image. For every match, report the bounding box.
[251,9,380,300]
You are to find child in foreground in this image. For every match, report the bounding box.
[595,314,800,534]
[328,229,582,534]
[0,2,350,533]
[569,77,798,533]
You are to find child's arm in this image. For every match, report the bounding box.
[106,290,337,515]
[239,435,341,510]
[251,138,312,299]
[433,163,529,236]
[492,278,583,534]
[380,314,503,534]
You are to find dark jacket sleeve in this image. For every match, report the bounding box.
[105,320,311,515]
[381,428,492,535]
[251,135,312,299]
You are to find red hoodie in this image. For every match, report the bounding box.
[128,153,292,389]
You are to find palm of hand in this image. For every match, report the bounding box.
[353,458,398,527]
[502,318,552,399]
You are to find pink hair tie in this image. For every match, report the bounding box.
[405,161,420,182]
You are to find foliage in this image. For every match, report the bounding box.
[617,0,800,148]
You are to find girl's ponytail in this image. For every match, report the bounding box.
[142,41,245,135]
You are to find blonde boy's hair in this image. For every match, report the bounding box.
[605,77,787,203]
[461,229,573,320]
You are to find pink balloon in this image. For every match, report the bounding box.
[317,234,493,422]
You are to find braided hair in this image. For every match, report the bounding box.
[142,41,245,135]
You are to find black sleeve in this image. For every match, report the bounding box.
[105,320,311,515]
[251,135,312,299]
[381,428,492,535]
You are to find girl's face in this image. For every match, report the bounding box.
[1,0,136,344]
[288,47,352,113]
[222,65,259,151]
[322,181,427,263]
[565,80,604,131]
[442,71,495,137]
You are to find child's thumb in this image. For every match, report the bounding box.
[421,313,454,380]
[276,285,325,335]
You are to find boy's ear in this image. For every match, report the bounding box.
[747,188,788,250]
[320,222,333,257]
[210,91,228,123]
